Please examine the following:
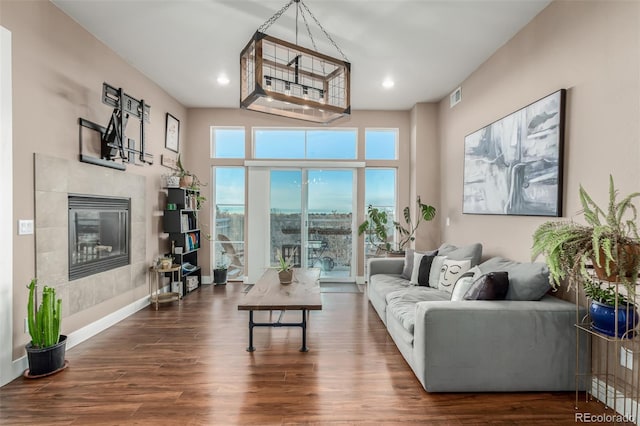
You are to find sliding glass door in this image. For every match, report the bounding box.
[270,169,355,281]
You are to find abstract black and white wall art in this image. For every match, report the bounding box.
[462,89,566,216]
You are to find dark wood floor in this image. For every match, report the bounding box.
[0,284,617,425]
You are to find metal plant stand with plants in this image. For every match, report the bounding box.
[24,278,67,378]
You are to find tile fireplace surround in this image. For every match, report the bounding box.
[34,154,146,317]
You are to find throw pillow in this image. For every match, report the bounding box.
[464,271,510,300]
[437,259,472,294]
[477,257,550,301]
[400,249,415,280]
[409,251,427,285]
[428,255,447,288]
[417,252,438,286]
[450,275,474,301]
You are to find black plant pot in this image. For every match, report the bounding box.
[26,335,67,377]
[214,268,228,285]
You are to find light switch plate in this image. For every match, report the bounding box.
[18,219,34,235]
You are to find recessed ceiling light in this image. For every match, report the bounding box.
[217,74,230,86]
[382,78,395,89]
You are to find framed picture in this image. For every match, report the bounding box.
[165,113,180,152]
[462,89,566,216]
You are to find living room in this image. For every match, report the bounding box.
[1,0,639,424]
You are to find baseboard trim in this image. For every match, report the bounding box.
[4,293,150,386]
[590,377,639,424]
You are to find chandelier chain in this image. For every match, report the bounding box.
[258,0,296,34]
[299,1,349,62]
[299,5,319,53]
[257,0,349,63]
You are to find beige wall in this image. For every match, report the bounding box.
[436,0,640,262]
[186,108,416,277]
[410,103,440,251]
[1,1,186,359]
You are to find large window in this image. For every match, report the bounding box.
[211,127,245,158]
[214,167,245,280]
[254,128,357,159]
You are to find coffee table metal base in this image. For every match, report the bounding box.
[246,309,309,352]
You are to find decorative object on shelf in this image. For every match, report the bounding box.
[240,0,350,124]
[158,257,173,269]
[24,279,67,378]
[463,89,566,216]
[358,196,436,255]
[584,278,638,338]
[174,154,206,192]
[165,113,180,152]
[277,248,295,285]
[78,82,153,171]
[165,175,180,188]
[532,175,640,290]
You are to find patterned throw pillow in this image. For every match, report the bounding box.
[438,259,472,294]
[450,266,481,301]
[417,253,438,286]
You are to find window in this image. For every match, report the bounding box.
[214,167,245,280]
[365,129,398,160]
[254,128,357,159]
[364,168,396,268]
[211,127,245,158]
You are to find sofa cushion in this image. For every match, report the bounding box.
[428,255,447,288]
[464,272,510,300]
[478,257,550,301]
[438,242,483,266]
[369,274,410,303]
[386,287,450,334]
[437,258,472,294]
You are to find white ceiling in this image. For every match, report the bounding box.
[51,0,551,110]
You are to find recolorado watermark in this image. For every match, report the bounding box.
[576,412,635,423]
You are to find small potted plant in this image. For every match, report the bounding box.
[214,252,228,285]
[532,175,640,290]
[25,278,67,377]
[175,154,207,191]
[276,249,295,285]
[583,278,638,338]
[358,196,436,255]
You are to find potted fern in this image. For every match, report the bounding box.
[358,196,436,255]
[532,175,640,291]
[25,278,67,377]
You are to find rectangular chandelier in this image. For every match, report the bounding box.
[240,31,351,124]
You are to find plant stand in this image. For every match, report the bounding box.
[575,277,640,419]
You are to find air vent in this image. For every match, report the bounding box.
[450,87,462,108]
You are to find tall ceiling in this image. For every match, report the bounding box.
[52,0,551,110]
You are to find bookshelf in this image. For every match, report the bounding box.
[162,187,202,296]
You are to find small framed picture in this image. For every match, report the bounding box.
[165,113,180,152]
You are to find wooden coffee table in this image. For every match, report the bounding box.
[238,268,322,352]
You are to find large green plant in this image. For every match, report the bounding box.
[358,197,436,253]
[27,279,62,349]
[532,175,640,290]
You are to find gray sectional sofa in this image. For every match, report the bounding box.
[367,242,587,392]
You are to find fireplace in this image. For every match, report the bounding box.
[68,195,130,280]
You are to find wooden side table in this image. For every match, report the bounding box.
[150,264,181,310]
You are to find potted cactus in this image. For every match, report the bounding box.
[25,278,67,377]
